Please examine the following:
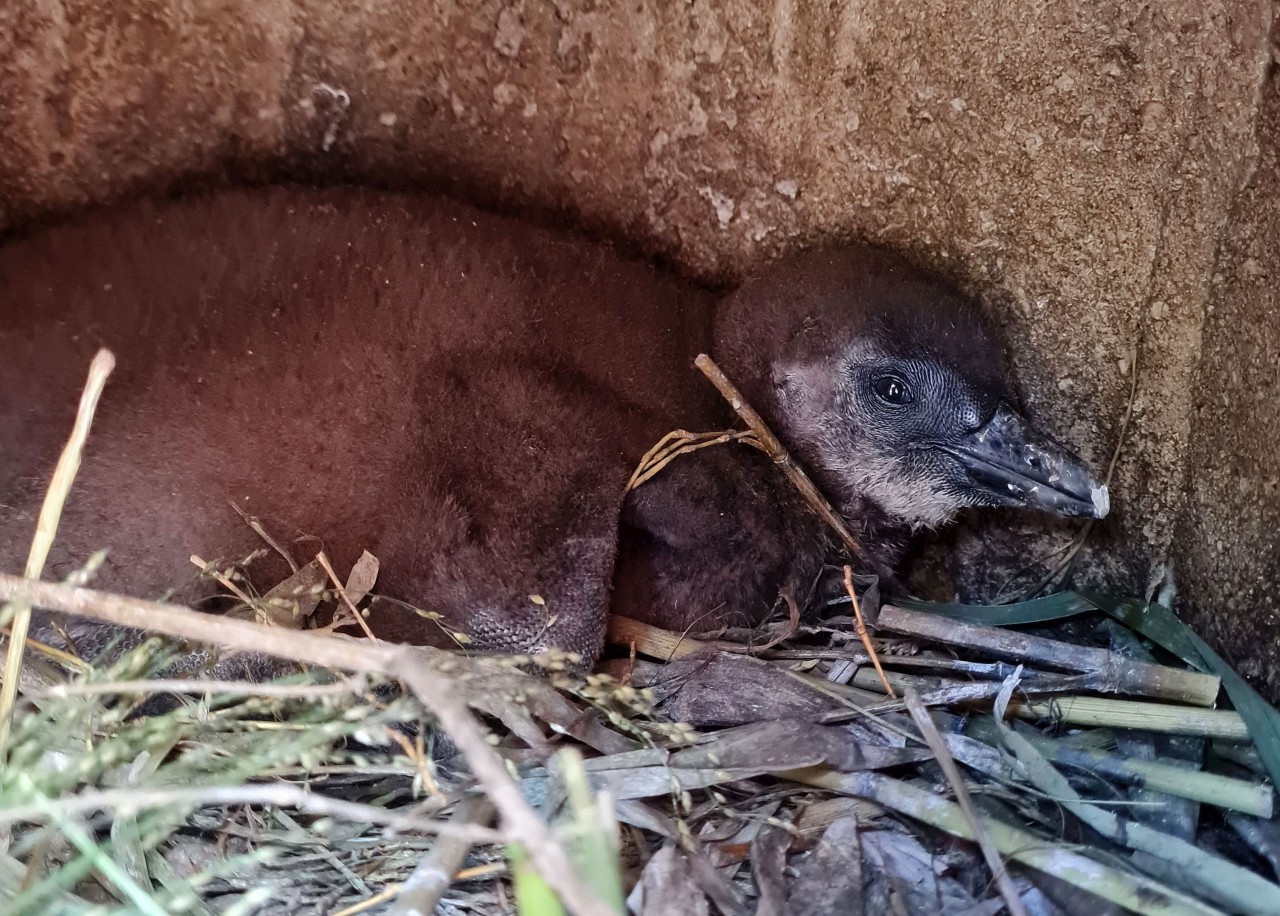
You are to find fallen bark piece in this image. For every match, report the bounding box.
[626,653,845,727]
[667,720,929,773]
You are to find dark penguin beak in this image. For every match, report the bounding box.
[942,402,1110,519]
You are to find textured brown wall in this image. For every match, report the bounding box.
[1,1,1277,688]
[1176,59,1280,701]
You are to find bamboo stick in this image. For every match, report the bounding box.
[876,604,1220,706]
[694,354,891,579]
[965,719,1272,817]
[1006,695,1248,740]
[783,769,1223,916]
[608,615,1249,739]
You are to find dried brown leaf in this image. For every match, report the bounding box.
[631,654,841,728]
[752,826,790,916]
[629,844,709,916]
[786,816,864,916]
[342,550,380,605]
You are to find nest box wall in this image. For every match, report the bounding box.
[1,2,1278,694]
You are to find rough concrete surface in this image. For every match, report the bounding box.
[1175,58,1280,701]
[0,2,1277,692]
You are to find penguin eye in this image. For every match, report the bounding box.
[872,375,914,406]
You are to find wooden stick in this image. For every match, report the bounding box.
[0,574,613,916]
[694,355,890,577]
[316,550,380,643]
[607,615,736,660]
[0,778,496,842]
[876,604,1220,707]
[388,795,496,916]
[0,349,115,750]
[843,566,894,697]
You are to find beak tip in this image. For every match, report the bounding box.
[1090,484,1110,519]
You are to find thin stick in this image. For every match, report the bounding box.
[694,355,888,577]
[316,550,380,643]
[876,604,1220,706]
[331,886,401,916]
[607,615,757,660]
[0,778,497,843]
[389,796,496,915]
[189,554,258,609]
[903,689,1026,916]
[388,657,613,916]
[229,501,300,574]
[34,676,368,701]
[0,349,115,750]
[0,574,613,916]
[1018,335,1140,599]
[842,566,894,698]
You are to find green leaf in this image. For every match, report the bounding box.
[894,591,1097,626]
[1076,591,1208,672]
[509,842,567,916]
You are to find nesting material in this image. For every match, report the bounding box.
[3,355,1280,916]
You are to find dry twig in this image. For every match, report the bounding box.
[389,795,496,915]
[0,349,115,750]
[0,777,497,842]
[316,550,380,643]
[842,566,894,698]
[694,355,889,578]
[0,574,614,916]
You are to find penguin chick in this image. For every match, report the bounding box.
[0,189,1107,666]
[618,247,1108,631]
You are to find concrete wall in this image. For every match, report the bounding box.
[1176,59,1280,701]
[1,1,1276,692]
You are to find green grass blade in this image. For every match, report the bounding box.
[1078,591,1209,671]
[894,591,1097,626]
[1183,629,1280,789]
[509,842,568,916]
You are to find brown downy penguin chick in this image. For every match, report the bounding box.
[0,187,1107,670]
[616,247,1110,630]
